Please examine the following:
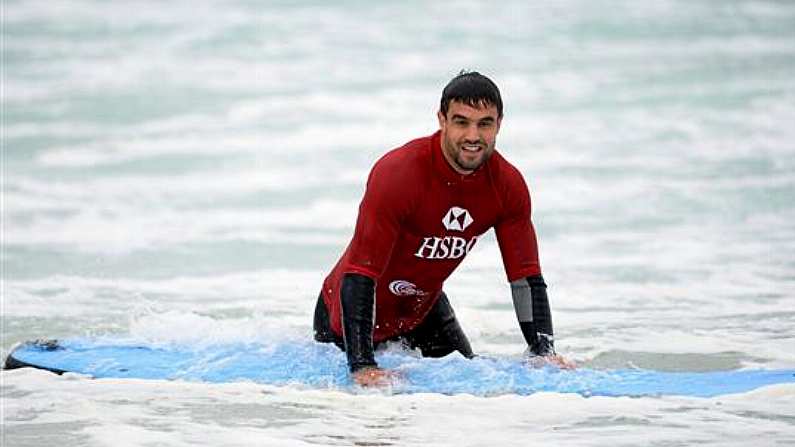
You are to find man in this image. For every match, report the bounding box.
[314,71,572,386]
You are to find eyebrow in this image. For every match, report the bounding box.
[451,114,496,123]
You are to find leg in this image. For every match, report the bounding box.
[405,292,475,359]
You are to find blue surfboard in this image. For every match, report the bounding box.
[4,338,794,397]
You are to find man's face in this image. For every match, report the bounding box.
[437,100,502,175]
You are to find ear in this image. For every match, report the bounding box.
[437,110,446,129]
[495,115,503,133]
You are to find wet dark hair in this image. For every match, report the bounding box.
[439,70,503,118]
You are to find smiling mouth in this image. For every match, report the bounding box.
[461,144,482,153]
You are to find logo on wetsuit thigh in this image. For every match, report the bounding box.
[388,280,428,297]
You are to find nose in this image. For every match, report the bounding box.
[464,123,480,142]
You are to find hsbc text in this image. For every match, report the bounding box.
[414,236,478,260]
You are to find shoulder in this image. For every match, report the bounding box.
[369,134,433,183]
[358,134,433,211]
[488,150,529,194]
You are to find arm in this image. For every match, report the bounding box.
[494,167,572,367]
[339,155,413,382]
[511,275,554,356]
[340,273,377,372]
[513,276,574,369]
[341,273,400,385]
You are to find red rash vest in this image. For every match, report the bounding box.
[322,131,542,342]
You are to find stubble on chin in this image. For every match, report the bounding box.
[456,147,492,172]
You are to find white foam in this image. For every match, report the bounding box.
[4,367,794,447]
[3,269,324,318]
[4,175,358,252]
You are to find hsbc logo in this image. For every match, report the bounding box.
[415,236,478,260]
[442,207,473,232]
[415,207,477,259]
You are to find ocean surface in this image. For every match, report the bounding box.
[2,0,795,445]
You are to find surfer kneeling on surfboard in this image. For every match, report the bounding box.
[313,71,574,387]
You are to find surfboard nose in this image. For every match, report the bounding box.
[3,339,67,374]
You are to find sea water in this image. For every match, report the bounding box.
[2,0,794,445]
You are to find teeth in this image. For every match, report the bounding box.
[462,145,480,152]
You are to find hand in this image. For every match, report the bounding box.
[527,353,576,370]
[352,367,401,387]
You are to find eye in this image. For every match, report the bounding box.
[478,121,494,128]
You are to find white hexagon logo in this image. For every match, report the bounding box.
[442,207,473,232]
